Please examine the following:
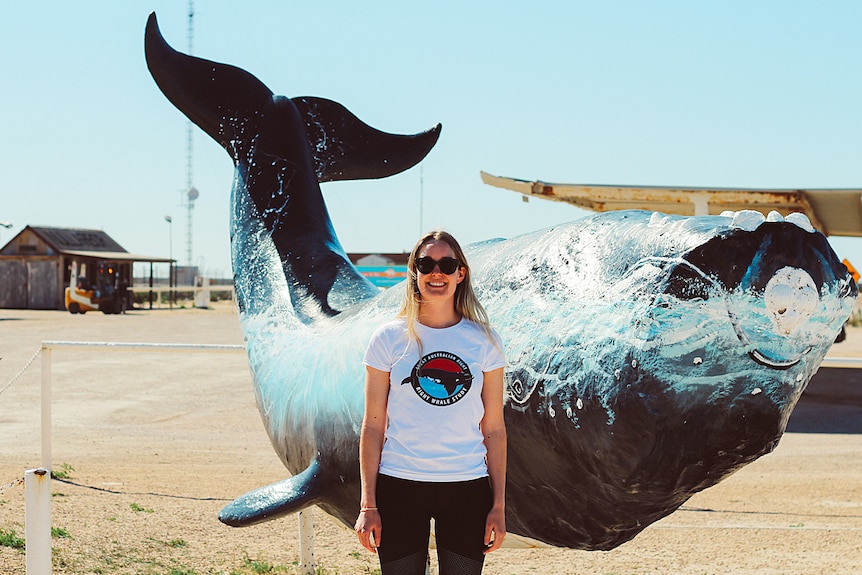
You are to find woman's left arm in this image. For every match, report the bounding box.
[480,366,506,554]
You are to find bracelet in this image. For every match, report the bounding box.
[360,507,378,512]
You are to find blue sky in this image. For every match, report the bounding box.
[2,1,861,279]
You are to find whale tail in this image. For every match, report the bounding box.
[145,12,440,320]
[144,12,441,182]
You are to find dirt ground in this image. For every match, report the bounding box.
[1,304,861,574]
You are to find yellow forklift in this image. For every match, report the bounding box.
[65,260,126,314]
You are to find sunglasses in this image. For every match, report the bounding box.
[415,256,461,275]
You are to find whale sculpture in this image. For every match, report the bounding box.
[145,13,857,550]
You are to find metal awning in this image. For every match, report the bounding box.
[61,250,174,263]
[480,171,862,237]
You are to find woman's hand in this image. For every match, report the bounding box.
[483,506,506,554]
[357,366,389,554]
[481,367,507,554]
[354,509,382,553]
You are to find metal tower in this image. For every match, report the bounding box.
[184,0,198,268]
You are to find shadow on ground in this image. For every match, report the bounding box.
[788,367,862,434]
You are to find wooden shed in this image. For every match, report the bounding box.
[0,226,171,310]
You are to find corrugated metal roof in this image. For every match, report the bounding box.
[348,253,409,265]
[28,226,127,252]
[0,226,172,263]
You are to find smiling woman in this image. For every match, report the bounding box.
[357,230,507,575]
[413,242,466,321]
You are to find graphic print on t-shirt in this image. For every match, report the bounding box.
[401,351,473,406]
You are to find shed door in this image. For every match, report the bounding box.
[28,260,60,309]
[0,260,28,308]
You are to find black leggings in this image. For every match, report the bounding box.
[376,474,493,575]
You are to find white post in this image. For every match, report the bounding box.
[298,509,316,575]
[25,468,52,575]
[691,194,710,217]
[40,346,52,472]
[194,277,210,308]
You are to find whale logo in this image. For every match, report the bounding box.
[401,351,474,406]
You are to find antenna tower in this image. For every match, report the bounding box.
[419,166,424,236]
[184,0,198,268]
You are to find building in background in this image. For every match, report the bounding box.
[0,226,171,310]
[349,253,408,288]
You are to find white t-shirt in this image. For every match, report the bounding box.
[363,317,506,482]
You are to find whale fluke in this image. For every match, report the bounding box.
[294,96,442,183]
[145,11,441,320]
[144,12,441,181]
[219,459,323,527]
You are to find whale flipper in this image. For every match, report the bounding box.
[218,459,323,527]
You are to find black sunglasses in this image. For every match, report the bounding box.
[415,256,461,275]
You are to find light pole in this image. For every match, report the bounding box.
[164,215,174,308]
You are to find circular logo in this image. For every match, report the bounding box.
[401,351,473,406]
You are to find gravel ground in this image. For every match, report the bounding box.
[1,305,861,574]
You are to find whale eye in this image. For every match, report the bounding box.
[512,379,524,396]
[763,267,818,336]
[507,368,539,405]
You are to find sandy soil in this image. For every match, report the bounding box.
[1,304,861,574]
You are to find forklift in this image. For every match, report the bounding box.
[65,260,126,314]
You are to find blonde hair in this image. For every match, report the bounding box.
[398,230,495,351]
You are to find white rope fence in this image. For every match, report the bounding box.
[20,340,319,575]
[0,348,41,397]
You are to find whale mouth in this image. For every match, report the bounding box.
[730,307,813,371]
[747,349,804,370]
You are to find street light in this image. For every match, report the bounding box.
[164,215,174,307]
[0,221,12,243]
[164,214,173,259]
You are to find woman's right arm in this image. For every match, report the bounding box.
[355,365,390,553]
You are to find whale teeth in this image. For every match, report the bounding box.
[766,210,785,223]
[729,210,766,231]
[785,212,815,233]
[723,210,815,233]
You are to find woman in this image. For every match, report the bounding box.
[355,230,507,575]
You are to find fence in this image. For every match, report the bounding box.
[128,282,234,309]
[23,340,317,575]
